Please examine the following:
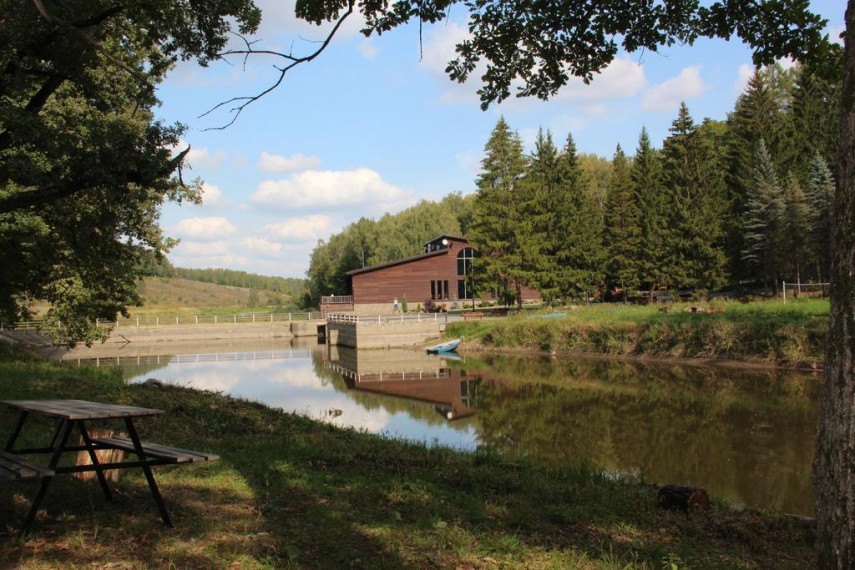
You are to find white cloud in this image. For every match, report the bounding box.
[172,240,233,256]
[455,151,482,177]
[175,217,238,240]
[778,57,797,71]
[185,145,230,171]
[420,22,482,105]
[642,65,707,112]
[252,0,366,39]
[252,168,408,210]
[263,215,333,240]
[734,64,755,96]
[258,151,321,173]
[199,183,225,207]
[357,38,379,60]
[239,236,284,257]
[830,25,844,46]
[555,58,646,102]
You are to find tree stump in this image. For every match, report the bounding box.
[657,484,710,513]
[75,428,126,482]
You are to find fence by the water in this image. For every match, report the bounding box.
[326,313,447,325]
[67,347,314,368]
[2,312,322,331]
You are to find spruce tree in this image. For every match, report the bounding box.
[551,133,604,302]
[469,117,531,307]
[659,103,697,290]
[788,63,841,181]
[659,104,728,293]
[725,69,786,283]
[632,127,667,296]
[805,152,835,284]
[523,128,562,303]
[741,140,784,293]
[603,144,641,300]
[782,173,811,290]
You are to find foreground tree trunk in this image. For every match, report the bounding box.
[814,2,855,566]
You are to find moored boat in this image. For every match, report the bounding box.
[425,338,461,354]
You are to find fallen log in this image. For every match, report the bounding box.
[657,484,710,513]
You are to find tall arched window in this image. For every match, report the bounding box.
[457,247,476,276]
[457,247,478,299]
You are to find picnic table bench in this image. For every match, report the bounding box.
[92,437,219,464]
[462,311,484,321]
[0,449,55,480]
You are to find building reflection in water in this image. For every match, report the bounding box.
[324,346,485,422]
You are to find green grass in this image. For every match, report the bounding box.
[448,298,829,366]
[0,344,817,568]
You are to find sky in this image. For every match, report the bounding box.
[154,1,846,279]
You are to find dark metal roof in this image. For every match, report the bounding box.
[347,235,471,276]
[345,248,447,276]
[423,234,468,247]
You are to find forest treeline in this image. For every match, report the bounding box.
[154,261,306,298]
[306,61,840,307]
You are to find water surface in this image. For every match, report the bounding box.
[65,339,820,515]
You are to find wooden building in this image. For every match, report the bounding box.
[344,235,539,312]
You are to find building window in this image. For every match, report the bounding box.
[456,248,478,299]
[457,247,477,276]
[431,279,450,300]
[457,279,466,300]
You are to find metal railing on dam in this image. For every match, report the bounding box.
[2,312,322,331]
[65,347,314,368]
[326,313,448,326]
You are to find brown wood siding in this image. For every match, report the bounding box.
[353,247,459,305]
[352,238,541,305]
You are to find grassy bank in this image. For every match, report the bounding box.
[448,299,829,367]
[0,346,816,569]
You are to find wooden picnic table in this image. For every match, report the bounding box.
[1,399,217,534]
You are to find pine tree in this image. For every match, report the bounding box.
[781,172,810,290]
[742,140,784,293]
[725,69,786,283]
[603,144,641,300]
[788,63,841,181]
[805,152,835,284]
[523,128,562,302]
[685,118,729,291]
[469,117,531,307]
[632,127,667,296]
[659,104,728,292]
[551,133,605,302]
[659,102,697,290]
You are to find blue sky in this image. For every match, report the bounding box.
[155,1,845,279]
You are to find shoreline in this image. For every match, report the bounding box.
[459,339,825,374]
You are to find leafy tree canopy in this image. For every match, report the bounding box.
[1,1,262,344]
[297,0,830,109]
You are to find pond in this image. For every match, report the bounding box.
[65,338,820,516]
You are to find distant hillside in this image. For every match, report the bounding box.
[155,265,306,297]
[134,277,303,314]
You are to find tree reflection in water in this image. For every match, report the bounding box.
[72,343,819,515]
[325,350,819,516]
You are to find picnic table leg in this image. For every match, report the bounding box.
[4,411,28,451]
[20,419,74,534]
[76,421,113,502]
[123,417,173,528]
